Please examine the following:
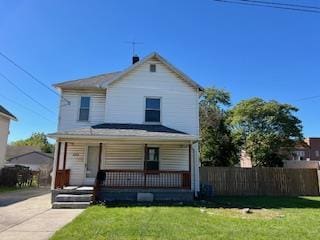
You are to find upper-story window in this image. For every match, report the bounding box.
[150,64,156,72]
[79,96,90,121]
[145,97,161,123]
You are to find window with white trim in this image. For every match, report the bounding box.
[145,98,161,123]
[79,96,90,121]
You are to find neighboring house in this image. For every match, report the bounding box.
[239,150,252,168]
[289,138,320,161]
[0,105,17,168]
[6,151,53,171]
[48,52,203,205]
[6,145,41,160]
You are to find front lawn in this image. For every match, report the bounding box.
[0,185,37,193]
[51,197,320,240]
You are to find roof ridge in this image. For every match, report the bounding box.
[53,71,122,88]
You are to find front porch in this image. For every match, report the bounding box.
[52,140,197,204]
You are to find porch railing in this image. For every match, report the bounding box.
[55,169,70,188]
[99,170,191,189]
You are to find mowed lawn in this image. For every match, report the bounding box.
[51,197,320,240]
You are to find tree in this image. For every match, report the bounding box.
[227,98,303,167]
[12,132,54,153]
[200,87,239,166]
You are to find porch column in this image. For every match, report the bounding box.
[98,143,102,170]
[63,142,68,170]
[54,141,62,188]
[189,144,192,189]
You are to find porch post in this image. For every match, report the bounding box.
[63,142,68,170]
[98,143,102,170]
[144,144,147,188]
[189,144,192,189]
[54,141,62,188]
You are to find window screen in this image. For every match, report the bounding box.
[79,96,90,121]
[145,98,160,122]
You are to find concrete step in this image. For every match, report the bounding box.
[55,194,93,202]
[52,201,91,209]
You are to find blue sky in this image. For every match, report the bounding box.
[0,0,319,142]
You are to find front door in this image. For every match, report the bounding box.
[85,146,100,185]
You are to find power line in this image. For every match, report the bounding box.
[0,51,70,104]
[0,71,56,115]
[295,95,320,102]
[0,92,56,123]
[212,0,320,14]
[240,0,320,10]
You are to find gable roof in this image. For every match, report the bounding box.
[53,52,204,91]
[6,145,41,160]
[7,151,53,165]
[0,105,17,120]
[53,71,122,90]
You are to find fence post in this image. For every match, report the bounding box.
[317,170,320,195]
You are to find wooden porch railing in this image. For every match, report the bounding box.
[99,170,191,189]
[55,169,70,188]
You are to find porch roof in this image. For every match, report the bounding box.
[48,123,198,141]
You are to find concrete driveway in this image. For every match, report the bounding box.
[0,188,83,240]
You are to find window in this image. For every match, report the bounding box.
[150,64,156,72]
[145,98,160,123]
[315,150,319,157]
[144,147,159,170]
[79,96,90,121]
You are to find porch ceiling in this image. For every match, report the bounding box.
[47,123,199,141]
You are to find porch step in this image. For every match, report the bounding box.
[55,194,93,202]
[52,201,91,209]
[52,186,94,209]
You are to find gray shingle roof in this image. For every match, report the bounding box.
[48,123,197,140]
[6,145,41,160]
[0,105,17,120]
[53,52,204,91]
[7,151,53,165]
[53,71,122,89]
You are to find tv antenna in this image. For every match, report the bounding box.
[125,41,143,55]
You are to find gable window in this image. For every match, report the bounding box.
[79,96,90,121]
[145,98,161,123]
[144,147,159,170]
[150,64,156,72]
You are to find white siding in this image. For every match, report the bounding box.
[58,90,106,131]
[102,144,144,170]
[65,142,86,185]
[0,116,10,168]
[105,58,199,135]
[160,145,189,171]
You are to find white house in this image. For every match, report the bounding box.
[48,52,203,206]
[0,105,17,168]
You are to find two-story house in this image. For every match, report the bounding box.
[48,52,203,207]
[0,105,17,169]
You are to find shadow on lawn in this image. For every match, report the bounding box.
[100,196,320,210]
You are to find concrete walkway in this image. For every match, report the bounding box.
[0,189,83,240]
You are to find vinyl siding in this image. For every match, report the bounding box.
[105,58,199,136]
[58,90,106,131]
[53,141,197,190]
[0,116,10,168]
[64,142,86,185]
[102,144,144,170]
[160,145,189,171]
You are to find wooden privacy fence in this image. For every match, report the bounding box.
[200,167,320,196]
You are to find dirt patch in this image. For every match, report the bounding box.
[200,207,285,220]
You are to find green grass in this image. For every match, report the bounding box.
[51,197,320,240]
[0,185,37,193]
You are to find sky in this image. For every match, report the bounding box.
[0,0,319,142]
